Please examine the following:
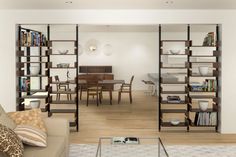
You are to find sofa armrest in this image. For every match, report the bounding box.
[44,118,69,157]
[44,118,69,137]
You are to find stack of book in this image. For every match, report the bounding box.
[20,78,30,91]
[167,96,181,103]
[194,112,217,126]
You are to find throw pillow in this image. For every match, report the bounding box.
[0,104,16,130]
[14,125,47,147]
[7,109,47,133]
[0,123,24,157]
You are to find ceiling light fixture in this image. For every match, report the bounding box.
[65,1,73,4]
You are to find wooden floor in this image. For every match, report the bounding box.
[66,91,236,145]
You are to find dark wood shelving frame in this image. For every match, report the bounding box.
[17,24,80,132]
[159,24,220,132]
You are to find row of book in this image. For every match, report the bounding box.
[204,79,217,92]
[194,112,217,126]
[20,78,30,91]
[21,31,47,46]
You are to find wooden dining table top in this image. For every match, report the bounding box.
[78,79,125,85]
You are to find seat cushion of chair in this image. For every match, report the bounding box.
[24,136,66,157]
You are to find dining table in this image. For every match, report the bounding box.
[78,79,125,105]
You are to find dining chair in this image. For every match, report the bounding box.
[86,78,102,106]
[118,75,134,104]
[54,75,71,101]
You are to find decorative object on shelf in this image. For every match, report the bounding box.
[170,119,180,126]
[30,66,40,75]
[198,66,209,75]
[194,112,217,126]
[57,63,70,68]
[85,39,101,55]
[57,50,69,55]
[198,101,209,111]
[169,49,181,54]
[103,44,113,56]
[203,32,215,46]
[167,96,181,103]
[78,44,83,56]
[30,100,40,109]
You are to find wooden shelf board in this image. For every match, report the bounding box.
[50,100,76,104]
[161,122,188,127]
[190,55,217,57]
[191,62,217,64]
[20,46,48,48]
[50,109,76,113]
[161,54,188,56]
[161,82,188,84]
[49,40,76,42]
[20,62,48,63]
[21,95,48,99]
[190,95,216,99]
[161,91,187,94]
[18,75,48,77]
[50,91,76,94]
[161,101,188,105]
[190,45,217,48]
[161,67,187,69]
[19,89,47,93]
[70,121,77,127]
[161,40,187,42]
[50,67,77,69]
[49,54,77,56]
[190,75,216,77]
[190,108,218,112]
[19,56,48,57]
[190,124,217,127]
[189,91,216,93]
[50,81,76,84]
[161,109,187,113]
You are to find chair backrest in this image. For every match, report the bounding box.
[55,75,60,82]
[86,78,99,89]
[130,75,134,85]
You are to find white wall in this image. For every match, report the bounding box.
[0,9,235,133]
[79,31,158,90]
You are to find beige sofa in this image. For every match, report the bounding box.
[0,106,69,157]
[24,118,69,157]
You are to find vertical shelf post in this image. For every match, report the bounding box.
[158,24,161,131]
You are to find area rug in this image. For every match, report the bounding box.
[70,144,236,157]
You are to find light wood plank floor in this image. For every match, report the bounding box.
[67,91,236,145]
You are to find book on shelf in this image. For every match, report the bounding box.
[20,30,47,46]
[194,112,217,126]
[20,78,30,91]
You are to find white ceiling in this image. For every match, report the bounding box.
[0,0,236,9]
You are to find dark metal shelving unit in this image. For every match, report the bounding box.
[159,24,220,132]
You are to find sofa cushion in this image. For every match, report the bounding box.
[24,136,66,157]
[14,125,47,147]
[7,109,47,133]
[0,105,16,130]
[0,123,24,157]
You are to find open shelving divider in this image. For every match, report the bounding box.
[17,24,79,131]
[159,24,220,132]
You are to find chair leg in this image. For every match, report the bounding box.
[99,93,102,104]
[86,92,89,106]
[96,93,99,106]
[118,92,121,104]
[79,88,82,100]
[109,90,112,105]
[59,94,60,100]
[129,91,132,104]
[67,94,69,100]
